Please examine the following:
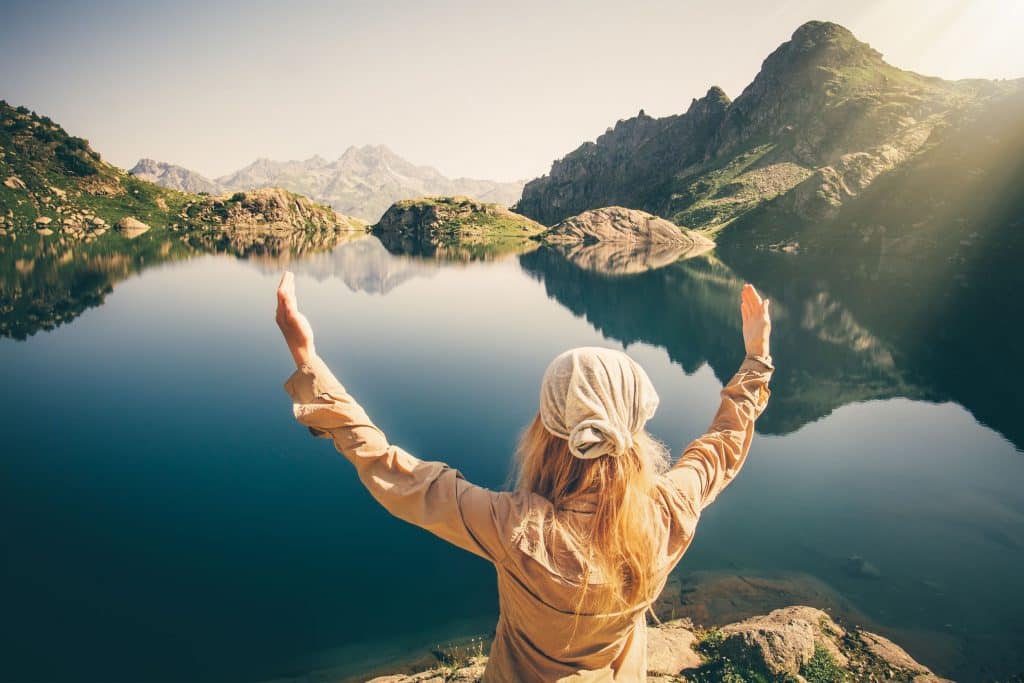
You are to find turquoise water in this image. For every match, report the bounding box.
[1,233,1021,681]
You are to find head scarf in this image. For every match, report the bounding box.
[539,346,660,460]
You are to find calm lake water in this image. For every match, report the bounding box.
[1,230,1021,682]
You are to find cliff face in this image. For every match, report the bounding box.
[514,21,1021,235]
[515,87,729,226]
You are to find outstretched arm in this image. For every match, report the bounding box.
[661,284,775,514]
[275,272,521,565]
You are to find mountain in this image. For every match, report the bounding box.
[129,158,225,194]
[134,145,525,223]
[515,21,1022,237]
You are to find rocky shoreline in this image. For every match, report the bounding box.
[365,606,951,683]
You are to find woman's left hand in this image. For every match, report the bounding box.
[276,271,317,368]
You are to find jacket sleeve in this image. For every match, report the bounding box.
[660,354,774,516]
[283,354,521,565]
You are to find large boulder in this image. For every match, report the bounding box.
[543,207,715,249]
[718,606,821,675]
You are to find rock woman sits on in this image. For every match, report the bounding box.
[275,271,774,682]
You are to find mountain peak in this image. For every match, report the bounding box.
[790,20,854,43]
[774,20,882,69]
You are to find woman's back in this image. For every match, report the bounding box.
[483,487,689,682]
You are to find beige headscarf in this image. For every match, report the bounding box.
[539,346,660,460]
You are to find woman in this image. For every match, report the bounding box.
[275,271,774,682]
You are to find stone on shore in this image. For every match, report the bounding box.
[115,216,151,238]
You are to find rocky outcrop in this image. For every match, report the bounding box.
[538,207,715,274]
[543,207,714,247]
[371,196,543,258]
[179,188,365,232]
[365,606,950,682]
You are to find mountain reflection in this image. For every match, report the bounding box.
[520,246,941,439]
[247,235,442,295]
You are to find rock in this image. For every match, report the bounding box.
[543,207,715,249]
[4,175,26,190]
[92,217,106,226]
[115,216,150,238]
[719,609,817,676]
[645,620,701,675]
[843,555,882,579]
[858,631,930,673]
[36,228,54,236]
[35,216,53,225]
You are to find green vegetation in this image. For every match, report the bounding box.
[0,99,194,231]
[800,644,847,683]
[689,628,845,683]
[667,143,812,235]
[690,628,785,683]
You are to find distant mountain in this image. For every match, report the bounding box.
[515,21,1022,239]
[130,158,225,194]
[133,145,525,222]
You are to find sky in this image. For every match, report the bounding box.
[1,0,1022,181]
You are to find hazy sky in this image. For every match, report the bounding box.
[1,0,1021,181]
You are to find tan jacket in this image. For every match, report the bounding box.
[283,353,774,682]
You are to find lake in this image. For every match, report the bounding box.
[1,229,1021,682]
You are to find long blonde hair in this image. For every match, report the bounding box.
[506,412,672,649]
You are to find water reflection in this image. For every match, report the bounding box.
[519,246,930,438]
[548,238,713,275]
[0,227,367,340]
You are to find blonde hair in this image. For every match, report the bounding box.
[506,412,672,650]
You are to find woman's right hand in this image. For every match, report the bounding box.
[741,283,771,358]
[276,271,317,369]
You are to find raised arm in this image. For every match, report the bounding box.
[660,284,774,514]
[275,272,522,565]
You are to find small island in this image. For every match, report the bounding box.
[371,196,545,259]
